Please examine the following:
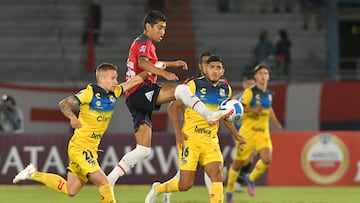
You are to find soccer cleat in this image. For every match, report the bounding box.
[163,192,171,203]
[145,182,160,203]
[225,192,235,203]
[207,109,234,126]
[245,174,255,197]
[13,163,36,183]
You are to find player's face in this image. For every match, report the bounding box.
[254,68,270,84]
[100,70,118,92]
[243,79,255,89]
[146,21,166,42]
[204,61,224,83]
[198,56,210,75]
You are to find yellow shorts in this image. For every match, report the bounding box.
[235,131,272,161]
[67,144,100,183]
[178,139,223,171]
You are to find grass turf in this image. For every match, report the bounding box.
[1,185,359,203]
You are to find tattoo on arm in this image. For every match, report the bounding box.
[59,96,78,119]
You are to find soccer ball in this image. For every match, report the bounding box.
[219,99,244,122]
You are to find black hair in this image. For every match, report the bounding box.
[199,52,212,62]
[143,10,167,29]
[2,94,16,105]
[206,55,223,64]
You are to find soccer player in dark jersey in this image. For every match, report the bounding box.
[225,64,282,203]
[12,63,150,203]
[145,55,246,203]
[107,10,233,187]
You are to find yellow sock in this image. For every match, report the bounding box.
[209,182,223,203]
[249,159,269,181]
[30,172,69,196]
[226,167,239,193]
[99,184,116,203]
[156,178,180,193]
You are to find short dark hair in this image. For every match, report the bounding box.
[199,52,212,63]
[2,94,16,105]
[143,10,167,29]
[206,55,223,65]
[254,64,271,74]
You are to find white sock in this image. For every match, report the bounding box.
[174,84,212,118]
[204,172,212,193]
[107,145,151,185]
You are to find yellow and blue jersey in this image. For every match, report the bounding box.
[69,84,123,151]
[182,76,232,141]
[240,86,274,135]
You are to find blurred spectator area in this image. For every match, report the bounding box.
[0,0,359,83]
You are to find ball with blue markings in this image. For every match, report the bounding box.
[220,99,244,122]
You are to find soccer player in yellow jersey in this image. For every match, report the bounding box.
[145,55,245,203]
[225,64,282,203]
[12,63,149,203]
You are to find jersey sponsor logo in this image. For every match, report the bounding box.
[140,45,146,52]
[145,90,154,102]
[301,133,349,184]
[97,115,111,122]
[91,132,102,139]
[251,126,265,132]
[194,125,211,135]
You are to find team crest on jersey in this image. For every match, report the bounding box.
[109,95,116,103]
[140,45,146,53]
[219,88,225,97]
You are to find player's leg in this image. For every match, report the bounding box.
[89,170,116,203]
[108,85,156,185]
[159,84,233,125]
[246,136,273,196]
[203,162,224,203]
[12,163,84,196]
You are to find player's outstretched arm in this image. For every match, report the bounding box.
[167,100,188,148]
[59,96,82,129]
[223,121,246,144]
[139,58,179,81]
[164,60,188,70]
[120,71,150,92]
[270,107,282,131]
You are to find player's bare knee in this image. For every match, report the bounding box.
[178,182,193,191]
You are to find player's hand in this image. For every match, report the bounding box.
[173,60,188,70]
[70,117,82,129]
[234,134,246,145]
[175,132,188,149]
[253,105,262,113]
[275,123,282,131]
[161,71,179,81]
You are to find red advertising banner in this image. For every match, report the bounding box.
[268,131,360,186]
[2,131,360,186]
[0,133,236,185]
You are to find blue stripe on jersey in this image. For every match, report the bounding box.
[89,85,117,112]
[249,86,274,109]
[194,77,230,106]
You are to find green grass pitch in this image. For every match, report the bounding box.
[1,185,359,203]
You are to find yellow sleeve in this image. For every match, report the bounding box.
[186,80,196,95]
[74,84,93,104]
[240,88,253,107]
[114,85,124,98]
[228,84,233,99]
